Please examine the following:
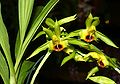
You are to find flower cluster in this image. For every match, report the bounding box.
[27,13,119,84]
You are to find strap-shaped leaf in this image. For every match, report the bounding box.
[61,51,76,66]
[0,3,11,66]
[89,76,116,84]
[26,41,49,60]
[15,5,44,58]
[0,51,9,84]
[15,0,34,57]
[17,60,34,84]
[0,4,16,83]
[15,32,21,58]
[86,66,99,79]
[18,0,34,44]
[96,31,118,48]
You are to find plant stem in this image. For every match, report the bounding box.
[6,54,16,84]
[26,55,44,84]
[30,50,52,84]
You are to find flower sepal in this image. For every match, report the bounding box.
[45,18,55,28]
[85,13,93,27]
[61,51,76,66]
[58,14,77,25]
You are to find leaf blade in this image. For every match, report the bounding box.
[89,76,116,84]
[86,66,99,79]
[96,31,118,48]
[26,42,49,60]
[61,51,75,66]
[0,4,16,83]
[18,0,34,44]
[17,60,34,84]
[0,51,9,84]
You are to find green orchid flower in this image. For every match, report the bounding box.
[85,52,109,68]
[27,14,77,59]
[79,26,96,42]
[61,50,109,68]
[49,35,68,52]
[79,13,99,42]
[64,13,118,48]
[80,13,118,48]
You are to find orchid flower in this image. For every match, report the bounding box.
[61,50,109,68]
[80,13,118,48]
[85,52,109,68]
[26,14,77,59]
[66,13,118,48]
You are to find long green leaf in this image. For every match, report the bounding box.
[26,41,49,60]
[15,0,34,58]
[18,0,34,44]
[30,50,52,84]
[0,4,16,84]
[96,31,118,48]
[89,76,116,84]
[15,0,59,72]
[15,5,44,58]
[0,51,9,84]
[17,60,34,84]
[15,31,20,58]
